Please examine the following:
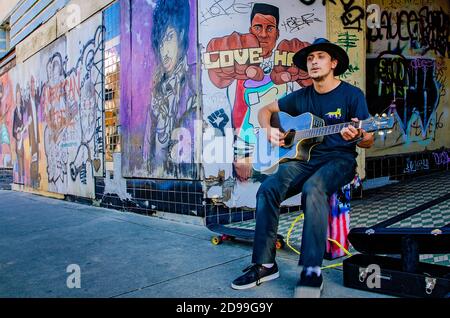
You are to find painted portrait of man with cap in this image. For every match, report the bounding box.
[204,2,312,182]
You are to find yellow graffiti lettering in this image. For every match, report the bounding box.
[287,52,295,66]
[274,50,296,67]
[219,50,234,68]
[203,48,263,70]
[249,48,263,64]
[234,49,249,65]
[203,51,220,69]
[274,50,288,66]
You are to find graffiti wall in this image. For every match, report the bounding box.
[0,15,104,198]
[199,1,326,208]
[366,0,450,157]
[324,0,367,178]
[0,71,14,168]
[120,0,199,179]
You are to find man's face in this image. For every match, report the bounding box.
[306,51,338,80]
[159,26,180,74]
[250,13,279,58]
[16,89,22,108]
[53,61,60,79]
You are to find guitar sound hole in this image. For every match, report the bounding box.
[283,130,296,148]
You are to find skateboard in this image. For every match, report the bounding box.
[207,223,286,250]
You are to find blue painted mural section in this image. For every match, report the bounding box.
[103,1,120,41]
[0,29,6,54]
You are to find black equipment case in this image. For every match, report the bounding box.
[343,253,450,298]
[343,194,450,298]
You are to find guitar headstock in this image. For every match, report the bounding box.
[361,113,395,134]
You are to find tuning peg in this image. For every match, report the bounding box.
[375,114,379,118]
[378,131,385,136]
[386,130,393,134]
[382,113,387,118]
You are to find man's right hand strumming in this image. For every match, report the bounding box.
[267,127,285,147]
[258,100,284,147]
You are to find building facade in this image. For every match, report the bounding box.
[0,0,448,225]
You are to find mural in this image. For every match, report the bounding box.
[0,72,13,168]
[366,0,450,157]
[0,16,104,198]
[200,1,326,207]
[120,0,199,179]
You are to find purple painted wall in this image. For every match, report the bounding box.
[120,0,198,179]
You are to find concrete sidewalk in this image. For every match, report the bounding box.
[0,190,387,298]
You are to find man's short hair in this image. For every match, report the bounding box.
[251,3,279,27]
[152,0,190,61]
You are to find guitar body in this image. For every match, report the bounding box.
[253,111,394,175]
[253,112,325,174]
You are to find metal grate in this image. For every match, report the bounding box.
[103,2,121,163]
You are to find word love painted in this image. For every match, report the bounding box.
[203,48,299,69]
[203,48,263,69]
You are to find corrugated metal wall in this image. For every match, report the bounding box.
[9,0,69,48]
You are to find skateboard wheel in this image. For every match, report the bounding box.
[211,236,222,245]
[275,239,285,250]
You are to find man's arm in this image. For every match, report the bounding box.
[343,88,375,149]
[356,131,375,148]
[258,100,285,147]
[341,118,375,148]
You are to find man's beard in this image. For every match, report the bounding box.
[311,74,326,82]
[310,69,333,82]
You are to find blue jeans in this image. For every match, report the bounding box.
[252,157,356,268]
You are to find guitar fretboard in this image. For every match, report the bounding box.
[294,121,361,141]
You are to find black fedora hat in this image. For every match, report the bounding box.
[292,38,349,76]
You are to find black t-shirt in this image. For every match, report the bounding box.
[278,81,370,161]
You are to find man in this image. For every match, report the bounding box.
[205,3,311,182]
[12,84,27,184]
[231,38,375,297]
[26,76,40,188]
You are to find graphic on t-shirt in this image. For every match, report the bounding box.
[326,108,342,119]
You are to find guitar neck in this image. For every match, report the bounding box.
[295,121,361,140]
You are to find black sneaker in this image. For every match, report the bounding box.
[231,263,280,290]
[294,270,324,298]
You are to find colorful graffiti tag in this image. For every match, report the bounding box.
[367,6,450,58]
[367,53,441,143]
[366,1,450,156]
[300,0,365,31]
